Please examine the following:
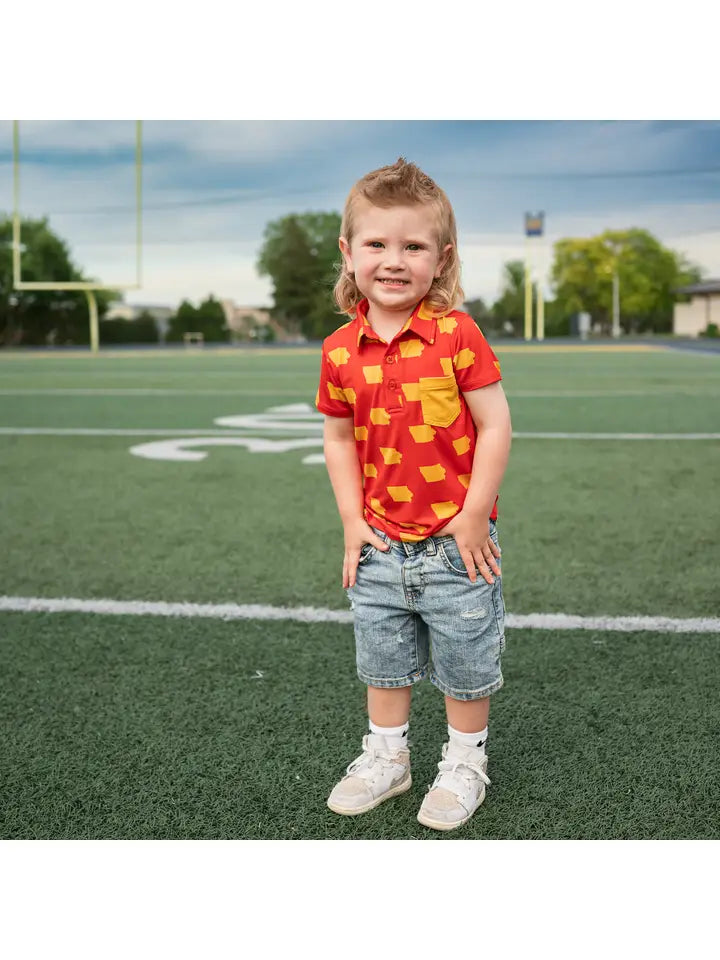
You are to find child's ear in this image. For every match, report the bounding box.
[339,237,354,273]
[435,243,453,278]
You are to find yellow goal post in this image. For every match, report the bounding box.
[12,120,143,353]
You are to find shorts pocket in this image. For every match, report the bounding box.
[358,542,377,565]
[418,375,461,428]
[438,537,470,576]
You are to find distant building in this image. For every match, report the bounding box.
[221,300,289,342]
[673,280,720,336]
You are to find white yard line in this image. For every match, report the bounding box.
[1,595,718,634]
[512,432,720,440]
[0,389,309,396]
[0,427,267,436]
[0,388,718,398]
[0,427,719,440]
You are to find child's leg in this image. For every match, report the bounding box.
[417,695,491,830]
[327,685,413,817]
[444,695,489,733]
[368,685,412,727]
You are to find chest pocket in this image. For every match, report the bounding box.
[418,375,461,428]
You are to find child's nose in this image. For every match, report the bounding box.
[382,247,406,269]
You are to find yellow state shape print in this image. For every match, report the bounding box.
[364,463,378,478]
[355,426,368,441]
[439,357,454,377]
[417,301,436,321]
[431,501,459,519]
[453,435,471,455]
[401,382,421,402]
[397,521,428,533]
[369,497,386,516]
[437,316,458,335]
[457,473,472,489]
[379,447,403,465]
[409,424,436,443]
[327,382,347,402]
[419,463,447,482]
[328,346,351,367]
[398,531,425,542]
[493,360,501,375]
[399,338,424,359]
[344,388,357,404]
[453,348,475,370]
[362,365,383,384]
[315,389,320,406]
[387,485,414,502]
[370,408,391,425]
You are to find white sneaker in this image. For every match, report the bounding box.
[417,740,490,831]
[327,733,412,816]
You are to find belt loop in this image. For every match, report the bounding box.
[425,538,437,556]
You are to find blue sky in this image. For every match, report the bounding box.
[1,120,719,308]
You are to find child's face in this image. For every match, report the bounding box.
[340,202,452,317]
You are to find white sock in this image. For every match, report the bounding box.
[369,720,409,751]
[448,724,488,753]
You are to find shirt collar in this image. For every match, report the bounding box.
[355,298,438,347]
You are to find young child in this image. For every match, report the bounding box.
[316,158,512,831]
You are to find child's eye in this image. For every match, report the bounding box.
[406,244,422,251]
[368,241,384,248]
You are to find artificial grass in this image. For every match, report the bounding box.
[1,346,718,840]
[1,434,718,617]
[1,612,718,840]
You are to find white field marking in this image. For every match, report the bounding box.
[1,595,719,634]
[2,389,719,399]
[0,427,280,436]
[214,404,323,431]
[1,427,719,443]
[0,388,315,397]
[129,436,324,462]
[512,432,720,440]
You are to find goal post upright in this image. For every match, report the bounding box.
[523,212,545,342]
[12,120,144,354]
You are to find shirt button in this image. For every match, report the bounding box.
[385,355,396,364]
[388,379,398,390]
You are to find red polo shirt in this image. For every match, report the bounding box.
[316,298,502,542]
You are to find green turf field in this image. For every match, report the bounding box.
[1,343,719,839]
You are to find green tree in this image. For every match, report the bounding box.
[463,296,503,336]
[166,295,227,342]
[99,310,159,344]
[257,212,342,339]
[490,260,526,336]
[0,214,116,346]
[551,229,702,334]
[166,299,196,342]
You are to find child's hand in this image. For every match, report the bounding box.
[343,518,389,589]
[441,512,501,584]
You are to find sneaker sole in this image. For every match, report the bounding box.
[327,775,412,816]
[416,787,486,832]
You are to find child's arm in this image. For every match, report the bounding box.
[323,415,389,589]
[441,381,512,584]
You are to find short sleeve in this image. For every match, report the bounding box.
[315,341,354,418]
[451,314,502,393]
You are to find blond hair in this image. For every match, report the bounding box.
[334,157,464,316]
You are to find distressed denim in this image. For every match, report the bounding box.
[347,521,505,701]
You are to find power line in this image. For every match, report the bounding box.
[8,167,720,217]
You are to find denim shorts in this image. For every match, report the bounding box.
[347,521,505,701]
